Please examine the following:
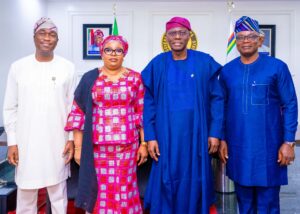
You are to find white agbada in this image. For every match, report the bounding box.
[3,54,76,189]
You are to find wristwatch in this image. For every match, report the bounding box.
[284,141,296,148]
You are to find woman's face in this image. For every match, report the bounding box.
[94,35,103,46]
[102,40,124,71]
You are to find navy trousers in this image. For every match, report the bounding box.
[235,183,280,214]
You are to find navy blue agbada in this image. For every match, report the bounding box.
[142,49,224,214]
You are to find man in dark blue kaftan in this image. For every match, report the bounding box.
[142,16,224,214]
[219,16,298,214]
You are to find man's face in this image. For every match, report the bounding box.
[166,27,190,53]
[236,31,263,58]
[34,29,58,55]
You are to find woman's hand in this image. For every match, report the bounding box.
[137,144,148,166]
[73,130,83,165]
[74,147,81,165]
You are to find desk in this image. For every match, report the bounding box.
[0,156,16,213]
[0,184,17,213]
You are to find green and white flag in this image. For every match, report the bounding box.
[112,17,119,36]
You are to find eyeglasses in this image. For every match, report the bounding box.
[166,30,189,38]
[236,34,259,42]
[36,31,57,40]
[103,48,124,56]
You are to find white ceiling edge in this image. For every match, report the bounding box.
[46,0,300,2]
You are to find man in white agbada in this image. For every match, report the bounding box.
[3,17,76,214]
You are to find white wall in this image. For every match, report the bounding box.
[0,0,47,133]
[47,0,300,139]
[1,0,300,139]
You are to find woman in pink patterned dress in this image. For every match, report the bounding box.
[65,35,148,214]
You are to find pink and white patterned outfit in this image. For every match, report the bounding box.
[65,69,144,214]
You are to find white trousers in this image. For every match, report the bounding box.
[16,181,67,214]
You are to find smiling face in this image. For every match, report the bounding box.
[102,40,124,71]
[166,27,190,54]
[34,28,58,60]
[94,35,103,46]
[236,31,264,58]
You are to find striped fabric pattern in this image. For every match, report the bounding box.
[33,17,57,34]
[234,16,260,33]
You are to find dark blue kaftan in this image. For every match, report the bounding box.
[220,54,298,187]
[142,50,223,214]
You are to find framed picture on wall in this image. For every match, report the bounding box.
[83,24,112,60]
[259,25,276,57]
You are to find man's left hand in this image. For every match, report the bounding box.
[277,142,295,166]
[218,140,229,164]
[208,137,220,154]
[63,140,74,164]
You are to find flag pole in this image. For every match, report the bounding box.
[112,3,119,35]
[113,3,116,17]
[227,0,235,27]
[215,2,237,194]
[226,0,239,62]
[227,0,235,14]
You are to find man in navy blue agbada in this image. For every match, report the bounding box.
[142,16,224,214]
[219,16,298,214]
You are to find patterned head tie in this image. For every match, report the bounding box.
[100,35,129,56]
[235,16,260,33]
[95,29,104,37]
[166,16,192,32]
[34,17,57,34]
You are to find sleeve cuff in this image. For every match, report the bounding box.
[144,125,157,142]
[209,124,222,139]
[284,131,296,142]
[134,115,143,129]
[68,132,74,141]
[7,132,17,146]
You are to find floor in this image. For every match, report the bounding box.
[138,145,300,214]
[279,145,300,214]
[214,145,300,214]
[0,145,299,213]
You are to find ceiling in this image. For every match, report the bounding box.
[46,0,300,1]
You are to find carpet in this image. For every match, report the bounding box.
[7,188,218,214]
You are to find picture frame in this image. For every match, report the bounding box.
[83,24,112,60]
[259,25,276,57]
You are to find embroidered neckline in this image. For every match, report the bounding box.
[98,68,129,83]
